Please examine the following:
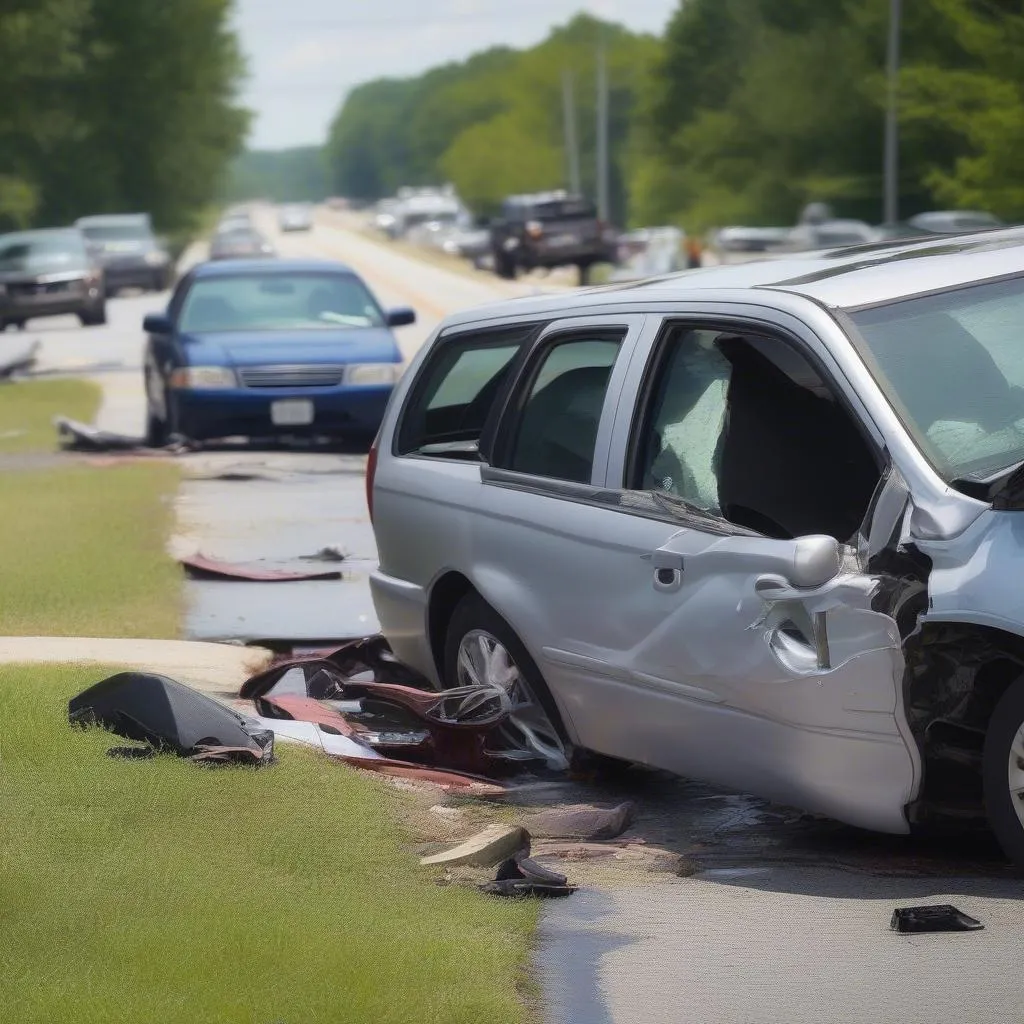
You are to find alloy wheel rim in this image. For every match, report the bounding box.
[455,629,568,770]
[1008,720,1024,829]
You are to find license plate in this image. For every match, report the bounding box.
[270,399,314,426]
[549,233,578,247]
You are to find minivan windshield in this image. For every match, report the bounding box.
[849,275,1024,481]
[0,231,89,272]
[179,272,385,333]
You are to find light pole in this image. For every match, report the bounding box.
[562,70,582,195]
[884,0,902,225]
[596,42,610,221]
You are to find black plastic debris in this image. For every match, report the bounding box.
[54,416,189,454]
[0,341,40,380]
[890,905,983,933]
[70,671,274,765]
[480,850,577,899]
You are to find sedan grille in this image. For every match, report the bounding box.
[237,365,346,388]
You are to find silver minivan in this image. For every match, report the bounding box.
[369,228,1024,864]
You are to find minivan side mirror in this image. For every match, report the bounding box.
[386,306,416,327]
[143,312,173,335]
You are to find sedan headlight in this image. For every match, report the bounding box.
[144,250,169,266]
[169,366,237,389]
[346,363,403,386]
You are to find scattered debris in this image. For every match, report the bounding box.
[241,653,543,776]
[55,416,148,451]
[0,341,40,380]
[522,801,636,840]
[70,671,275,765]
[890,905,984,933]
[420,824,527,868]
[480,850,577,899]
[300,546,346,563]
[179,553,343,582]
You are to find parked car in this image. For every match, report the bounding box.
[608,227,688,282]
[278,203,313,232]
[142,259,415,446]
[488,191,617,284]
[702,226,793,265]
[209,226,276,260]
[368,225,1024,865]
[787,218,881,250]
[75,213,171,295]
[0,227,106,329]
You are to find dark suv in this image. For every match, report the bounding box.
[488,191,616,284]
[75,213,172,295]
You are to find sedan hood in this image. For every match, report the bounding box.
[180,329,401,366]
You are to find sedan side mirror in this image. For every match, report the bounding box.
[143,312,173,335]
[386,306,416,327]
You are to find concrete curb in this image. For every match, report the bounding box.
[0,637,273,694]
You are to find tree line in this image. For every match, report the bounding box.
[325,2,1024,231]
[0,0,248,241]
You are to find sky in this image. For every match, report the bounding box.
[232,0,678,150]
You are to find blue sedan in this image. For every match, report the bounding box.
[142,259,415,446]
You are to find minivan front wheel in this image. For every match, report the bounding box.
[983,676,1024,865]
[444,593,570,770]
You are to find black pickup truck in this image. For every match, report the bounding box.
[488,191,616,284]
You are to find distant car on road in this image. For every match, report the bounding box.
[75,213,171,295]
[141,258,416,447]
[0,227,106,329]
[209,226,276,261]
[488,191,617,284]
[278,203,314,232]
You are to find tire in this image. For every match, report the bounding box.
[983,675,1024,865]
[494,251,517,280]
[577,261,595,286]
[78,300,107,327]
[443,592,571,769]
[145,407,169,448]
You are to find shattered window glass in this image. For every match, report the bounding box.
[639,329,731,512]
[851,277,1024,478]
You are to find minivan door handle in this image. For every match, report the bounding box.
[649,549,684,593]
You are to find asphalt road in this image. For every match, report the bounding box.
[16,206,1024,1023]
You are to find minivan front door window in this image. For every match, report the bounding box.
[634,326,880,542]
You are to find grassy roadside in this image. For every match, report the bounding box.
[0,378,100,453]
[0,662,535,1024]
[0,464,181,637]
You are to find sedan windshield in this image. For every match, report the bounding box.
[850,275,1024,481]
[0,231,88,272]
[179,272,385,332]
[80,224,150,241]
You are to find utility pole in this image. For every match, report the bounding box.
[884,0,902,225]
[596,41,610,222]
[562,70,582,195]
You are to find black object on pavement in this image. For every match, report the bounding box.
[890,905,984,933]
[480,850,577,899]
[70,671,275,764]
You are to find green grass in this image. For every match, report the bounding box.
[0,663,536,1024]
[0,378,101,453]
[0,465,181,637]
